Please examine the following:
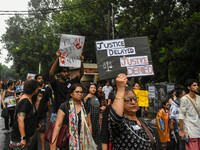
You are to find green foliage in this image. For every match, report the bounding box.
[1,0,200,84]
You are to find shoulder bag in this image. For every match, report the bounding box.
[185,95,200,119]
[139,119,156,150]
[44,103,69,148]
[1,108,9,118]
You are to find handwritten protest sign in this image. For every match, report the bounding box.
[27,73,36,80]
[95,36,154,80]
[133,89,149,107]
[59,34,85,68]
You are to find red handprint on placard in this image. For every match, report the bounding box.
[60,57,65,64]
[73,38,83,50]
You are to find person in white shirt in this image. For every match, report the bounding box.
[170,89,186,150]
[179,79,200,150]
[102,80,113,103]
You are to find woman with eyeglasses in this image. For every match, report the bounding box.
[108,74,156,150]
[84,83,102,150]
[50,83,95,150]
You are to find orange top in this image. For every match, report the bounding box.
[156,108,170,143]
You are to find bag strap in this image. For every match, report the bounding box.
[185,95,200,119]
[173,100,180,107]
[138,119,156,150]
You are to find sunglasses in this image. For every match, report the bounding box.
[124,97,138,103]
[74,91,83,94]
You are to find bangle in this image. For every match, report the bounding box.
[115,97,124,100]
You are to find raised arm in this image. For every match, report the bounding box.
[70,54,85,80]
[79,55,84,80]
[49,50,61,83]
[112,74,127,116]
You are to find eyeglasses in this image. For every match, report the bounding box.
[74,91,83,94]
[124,97,138,103]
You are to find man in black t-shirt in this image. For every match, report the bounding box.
[49,49,84,121]
[34,74,51,150]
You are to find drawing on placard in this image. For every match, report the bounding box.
[73,38,84,50]
[59,34,85,67]
[103,61,113,72]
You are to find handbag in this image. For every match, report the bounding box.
[1,108,9,118]
[45,103,69,148]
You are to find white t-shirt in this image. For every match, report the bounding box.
[102,85,113,99]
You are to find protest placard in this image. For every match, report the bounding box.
[27,73,36,80]
[59,34,85,68]
[16,85,24,93]
[133,89,149,107]
[167,84,175,93]
[148,85,156,98]
[95,36,154,80]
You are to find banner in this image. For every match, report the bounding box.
[27,73,36,80]
[59,34,85,68]
[16,85,24,93]
[4,96,16,108]
[133,89,149,107]
[95,36,154,80]
[148,85,156,98]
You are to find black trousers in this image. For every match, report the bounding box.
[4,107,15,130]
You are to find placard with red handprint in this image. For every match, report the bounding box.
[59,34,85,67]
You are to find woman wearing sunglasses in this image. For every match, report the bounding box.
[108,73,156,150]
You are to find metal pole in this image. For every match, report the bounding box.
[107,5,111,40]
[112,3,115,39]
[39,62,41,74]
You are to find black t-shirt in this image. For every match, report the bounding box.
[51,76,79,113]
[32,88,50,119]
[101,105,111,144]
[59,102,81,135]
[11,98,37,141]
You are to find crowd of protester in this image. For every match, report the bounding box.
[0,50,199,150]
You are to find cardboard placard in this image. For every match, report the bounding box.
[95,36,154,80]
[27,73,36,80]
[59,34,85,68]
[134,89,149,107]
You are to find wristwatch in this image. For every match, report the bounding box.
[21,136,26,140]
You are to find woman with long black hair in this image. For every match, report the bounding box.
[84,83,101,149]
